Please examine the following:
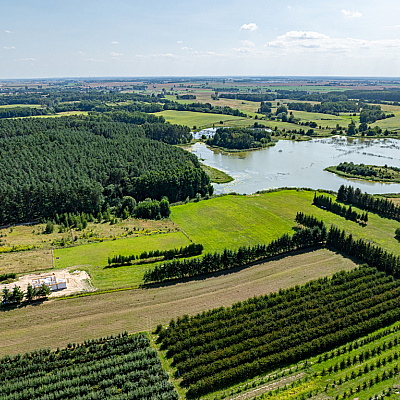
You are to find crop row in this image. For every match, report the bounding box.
[0,333,178,400]
[158,267,400,397]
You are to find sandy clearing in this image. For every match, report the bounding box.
[0,269,93,298]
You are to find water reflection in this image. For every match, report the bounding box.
[186,137,400,194]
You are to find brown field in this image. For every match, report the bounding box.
[0,248,357,357]
[0,249,53,275]
[390,197,400,206]
[0,218,179,250]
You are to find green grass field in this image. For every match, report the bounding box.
[170,190,400,255]
[54,232,191,289]
[154,110,250,129]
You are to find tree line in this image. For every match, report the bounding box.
[2,283,51,306]
[336,162,378,177]
[216,93,276,102]
[144,225,326,283]
[107,243,204,267]
[337,185,400,221]
[287,101,359,115]
[326,225,400,278]
[162,101,247,117]
[313,194,368,224]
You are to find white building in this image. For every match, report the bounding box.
[31,275,67,291]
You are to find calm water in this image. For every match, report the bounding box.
[186,137,400,195]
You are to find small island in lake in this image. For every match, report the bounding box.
[206,127,277,151]
[325,162,400,183]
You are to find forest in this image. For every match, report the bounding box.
[206,127,275,150]
[0,116,212,225]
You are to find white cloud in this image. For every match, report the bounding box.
[3,46,15,50]
[135,53,178,59]
[265,30,400,57]
[111,41,119,44]
[177,40,183,44]
[240,23,258,31]
[20,58,37,61]
[240,40,255,47]
[281,31,329,40]
[4,30,13,34]
[84,58,103,62]
[111,52,123,57]
[341,9,362,19]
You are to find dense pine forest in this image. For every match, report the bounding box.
[0,116,212,225]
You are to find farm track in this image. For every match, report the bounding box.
[0,248,357,357]
[226,372,306,400]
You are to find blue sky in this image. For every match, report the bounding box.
[1,0,400,78]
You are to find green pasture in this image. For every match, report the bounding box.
[54,232,191,290]
[374,114,400,132]
[171,189,400,255]
[154,110,249,129]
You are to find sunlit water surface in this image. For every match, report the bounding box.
[185,137,400,195]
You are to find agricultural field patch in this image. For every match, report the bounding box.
[0,218,178,250]
[157,266,400,397]
[201,320,400,400]
[154,110,249,129]
[54,231,191,289]
[0,249,53,276]
[171,190,400,255]
[0,332,178,400]
[0,248,356,357]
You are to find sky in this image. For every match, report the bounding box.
[1,0,400,79]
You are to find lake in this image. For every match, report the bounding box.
[186,137,400,195]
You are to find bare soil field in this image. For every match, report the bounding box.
[0,248,357,357]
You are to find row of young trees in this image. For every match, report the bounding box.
[0,333,178,400]
[157,266,400,397]
[144,226,326,283]
[326,226,400,278]
[337,185,400,221]
[162,101,247,117]
[313,194,369,223]
[295,212,325,229]
[1,283,51,306]
[107,243,204,266]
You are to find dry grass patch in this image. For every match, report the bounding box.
[0,248,357,357]
[0,249,53,276]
